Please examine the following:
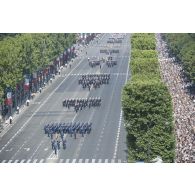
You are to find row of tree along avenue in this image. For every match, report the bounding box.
[162,33,195,95]
[122,33,175,162]
[0,33,96,122]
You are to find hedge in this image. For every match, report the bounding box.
[122,33,175,162]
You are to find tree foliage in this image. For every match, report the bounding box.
[0,33,76,101]
[122,33,175,162]
[162,33,195,84]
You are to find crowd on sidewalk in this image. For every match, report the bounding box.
[156,34,195,163]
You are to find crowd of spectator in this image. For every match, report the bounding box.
[156,34,195,163]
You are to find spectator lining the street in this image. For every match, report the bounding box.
[156,34,195,163]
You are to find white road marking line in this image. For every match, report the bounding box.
[72,159,77,163]
[29,139,45,159]
[0,58,85,154]
[33,159,38,163]
[59,159,64,163]
[14,160,19,163]
[24,148,30,152]
[65,159,70,163]
[105,159,109,163]
[78,159,83,163]
[20,159,26,163]
[85,159,89,163]
[92,159,96,163]
[8,160,12,163]
[26,159,31,163]
[111,159,115,163]
[113,110,123,159]
[2,160,7,163]
[39,159,44,163]
[98,159,102,163]
[5,148,13,152]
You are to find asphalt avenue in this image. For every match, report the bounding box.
[0,33,131,163]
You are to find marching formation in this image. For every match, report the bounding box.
[100,49,119,54]
[88,57,101,68]
[44,122,92,154]
[62,97,101,112]
[78,74,111,90]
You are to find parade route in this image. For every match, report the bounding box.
[0,34,131,163]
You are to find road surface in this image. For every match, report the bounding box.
[0,33,131,163]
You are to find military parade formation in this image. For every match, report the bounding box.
[62,97,101,112]
[78,73,111,90]
[44,122,92,154]
[42,34,125,155]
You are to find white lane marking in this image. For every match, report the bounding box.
[111,159,115,163]
[44,148,48,151]
[72,159,77,163]
[113,110,123,159]
[85,159,89,163]
[78,159,83,163]
[29,139,45,159]
[92,159,96,163]
[26,159,31,163]
[8,160,12,163]
[5,148,13,152]
[20,159,26,163]
[2,160,7,163]
[65,159,70,163]
[0,57,85,154]
[24,148,30,152]
[93,73,120,159]
[33,159,38,163]
[39,159,44,163]
[105,159,109,163]
[98,159,102,163]
[59,159,64,163]
[14,160,19,163]
[11,140,27,160]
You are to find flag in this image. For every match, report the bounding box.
[5,92,12,105]
[24,78,30,91]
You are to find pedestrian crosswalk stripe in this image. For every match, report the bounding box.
[0,158,125,163]
[105,159,109,163]
[39,159,44,163]
[65,159,70,163]
[85,159,89,163]
[33,159,38,163]
[72,159,77,163]
[98,159,102,163]
[59,159,64,163]
[78,159,83,163]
